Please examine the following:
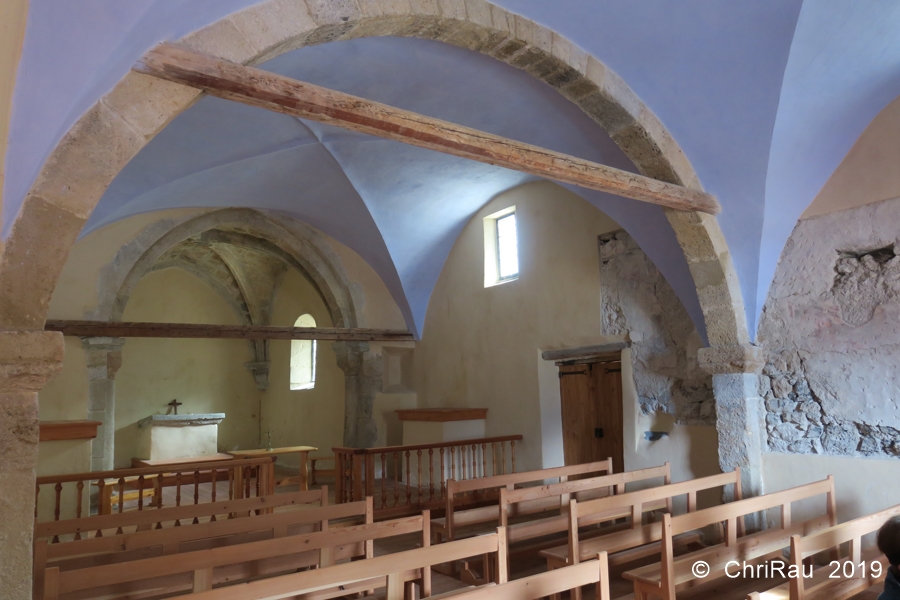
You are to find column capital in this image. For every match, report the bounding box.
[332,341,369,372]
[698,344,764,375]
[0,330,64,392]
[80,336,126,352]
[245,361,270,391]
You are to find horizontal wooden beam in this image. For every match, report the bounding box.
[134,43,720,215]
[541,341,629,363]
[45,320,415,342]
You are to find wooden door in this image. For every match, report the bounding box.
[558,361,624,473]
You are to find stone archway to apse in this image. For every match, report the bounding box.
[0,5,763,596]
[88,208,381,456]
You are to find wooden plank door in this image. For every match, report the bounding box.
[593,362,624,473]
[558,361,624,472]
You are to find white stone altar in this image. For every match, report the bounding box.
[136,413,225,461]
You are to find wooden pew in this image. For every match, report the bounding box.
[434,458,613,544]
[42,504,430,600]
[35,488,326,544]
[540,469,742,575]
[499,464,671,555]
[155,527,510,600]
[748,502,900,600]
[624,477,837,600]
[439,553,612,600]
[33,489,342,599]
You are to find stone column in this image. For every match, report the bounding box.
[333,341,382,448]
[0,330,64,600]
[81,337,125,471]
[698,344,766,503]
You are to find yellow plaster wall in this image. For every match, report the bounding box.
[115,268,262,467]
[415,181,720,476]
[261,269,346,468]
[803,94,900,219]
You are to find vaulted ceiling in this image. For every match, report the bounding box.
[7,1,900,339]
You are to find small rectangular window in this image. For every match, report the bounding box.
[496,213,519,280]
[483,206,519,287]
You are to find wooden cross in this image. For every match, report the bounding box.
[167,399,183,415]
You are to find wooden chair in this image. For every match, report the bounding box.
[33,488,340,600]
[540,469,742,577]
[434,458,614,544]
[159,527,510,600]
[747,502,900,600]
[624,477,837,600]
[41,502,427,600]
[34,487,327,544]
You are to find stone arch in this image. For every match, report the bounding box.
[0,0,748,350]
[89,208,379,447]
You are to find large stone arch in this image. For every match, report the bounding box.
[0,0,747,348]
[87,208,380,448]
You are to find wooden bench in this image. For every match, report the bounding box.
[164,527,509,600]
[42,503,430,600]
[499,464,672,555]
[439,553,612,600]
[624,476,837,600]
[35,487,328,544]
[434,458,614,544]
[33,488,337,599]
[748,502,900,600]
[540,469,742,575]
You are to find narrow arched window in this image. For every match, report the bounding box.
[290,314,317,390]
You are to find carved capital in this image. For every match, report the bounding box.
[698,344,765,375]
[332,341,369,373]
[244,360,270,391]
[0,330,65,392]
[81,336,126,379]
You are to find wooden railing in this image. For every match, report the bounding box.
[333,435,522,515]
[34,456,275,524]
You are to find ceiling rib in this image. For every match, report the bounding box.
[134,43,720,215]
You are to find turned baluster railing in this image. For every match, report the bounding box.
[34,456,275,525]
[333,435,522,513]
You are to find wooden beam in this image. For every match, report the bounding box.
[45,320,415,342]
[541,341,629,363]
[134,43,720,215]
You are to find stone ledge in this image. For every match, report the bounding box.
[698,344,765,375]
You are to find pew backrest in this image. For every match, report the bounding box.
[34,487,327,542]
[179,526,507,600]
[43,506,429,600]
[564,469,742,564]
[787,502,900,600]
[500,463,671,528]
[443,458,613,540]
[449,554,611,600]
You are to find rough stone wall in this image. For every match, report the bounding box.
[758,197,900,458]
[599,231,714,424]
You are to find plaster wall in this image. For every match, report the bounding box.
[415,181,720,482]
[261,269,345,469]
[803,95,900,219]
[762,452,900,524]
[758,197,900,459]
[115,268,261,467]
[0,0,27,225]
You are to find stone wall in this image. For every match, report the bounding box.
[758,197,900,458]
[599,231,715,425]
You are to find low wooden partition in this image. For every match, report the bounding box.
[35,456,275,526]
[333,435,523,516]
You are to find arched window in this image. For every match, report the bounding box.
[290,314,317,390]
